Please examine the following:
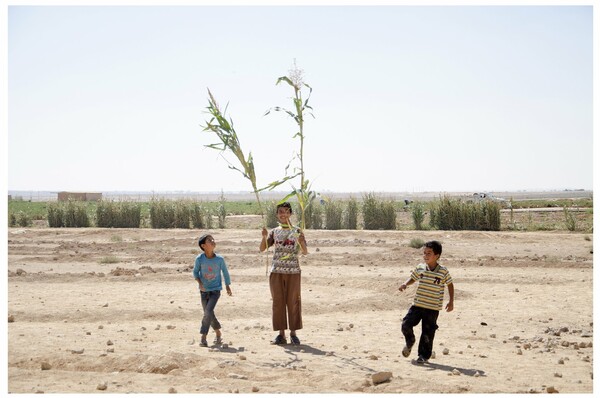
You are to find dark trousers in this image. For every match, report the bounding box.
[401,305,439,360]
[200,290,221,335]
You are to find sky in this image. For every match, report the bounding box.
[3,1,597,194]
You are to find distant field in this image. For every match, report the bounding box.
[7,193,593,232]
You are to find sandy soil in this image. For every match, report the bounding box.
[6,220,594,394]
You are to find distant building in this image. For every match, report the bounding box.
[57,192,102,202]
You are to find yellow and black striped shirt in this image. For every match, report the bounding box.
[410,263,453,311]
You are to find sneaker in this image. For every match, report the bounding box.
[290,335,301,345]
[402,345,412,358]
[200,339,208,347]
[271,335,287,345]
[416,356,428,364]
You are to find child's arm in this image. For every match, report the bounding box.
[260,228,272,252]
[398,278,415,292]
[297,230,308,255]
[195,277,205,292]
[192,259,205,291]
[445,282,454,312]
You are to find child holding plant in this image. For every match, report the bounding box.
[398,240,454,364]
[193,234,232,347]
[260,202,308,345]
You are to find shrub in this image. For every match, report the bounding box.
[324,200,343,230]
[149,198,176,228]
[309,203,323,229]
[563,207,577,231]
[344,198,359,230]
[411,202,426,230]
[409,237,425,249]
[191,203,209,229]
[362,193,397,230]
[17,212,33,227]
[63,200,90,227]
[217,191,227,229]
[429,196,501,231]
[47,202,64,228]
[325,201,343,230]
[96,200,141,228]
[265,201,279,228]
[174,200,191,229]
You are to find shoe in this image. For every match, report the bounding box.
[402,345,412,358]
[271,335,287,345]
[213,336,223,345]
[290,335,301,345]
[416,356,428,364]
[200,339,208,347]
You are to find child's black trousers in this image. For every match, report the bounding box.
[401,305,439,360]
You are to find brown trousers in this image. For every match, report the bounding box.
[269,272,303,331]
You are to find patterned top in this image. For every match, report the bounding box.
[410,263,453,311]
[267,227,301,274]
[192,253,231,292]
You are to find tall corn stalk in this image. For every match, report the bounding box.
[265,61,315,230]
[202,89,297,273]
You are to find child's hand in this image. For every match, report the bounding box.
[399,283,407,291]
[226,285,232,296]
[445,301,454,312]
[261,227,268,238]
[198,284,205,292]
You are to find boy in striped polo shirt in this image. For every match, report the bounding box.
[398,240,454,364]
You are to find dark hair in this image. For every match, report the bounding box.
[198,234,211,251]
[424,240,442,256]
[276,202,293,214]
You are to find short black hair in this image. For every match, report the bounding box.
[276,202,293,213]
[424,240,442,256]
[198,234,211,251]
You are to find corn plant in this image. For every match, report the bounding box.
[344,198,359,230]
[217,191,227,229]
[362,193,396,230]
[411,201,426,230]
[202,89,296,226]
[266,61,315,230]
[324,200,343,230]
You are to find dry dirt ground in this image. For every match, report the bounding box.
[6,218,594,394]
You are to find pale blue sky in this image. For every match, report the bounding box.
[5,3,595,193]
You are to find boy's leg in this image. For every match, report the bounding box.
[417,309,439,360]
[200,291,221,335]
[269,273,288,331]
[401,305,421,351]
[286,273,303,331]
[208,291,222,331]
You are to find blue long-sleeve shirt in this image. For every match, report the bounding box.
[192,253,231,292]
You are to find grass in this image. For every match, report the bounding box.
[99,255,120,264]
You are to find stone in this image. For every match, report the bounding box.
[41,362,52,370]
[372,371,393,385]
[251,387,259,392]
[442,348,450,355]
[97,382,108,391]
[8,315,14,323]
[547,386,559,393]
[168,387,177,393]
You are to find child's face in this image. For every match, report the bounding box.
[423,247,440,267]
[202,236,216,251]
[276,207,292,224]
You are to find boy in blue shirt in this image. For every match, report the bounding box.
[193,234,232,347]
